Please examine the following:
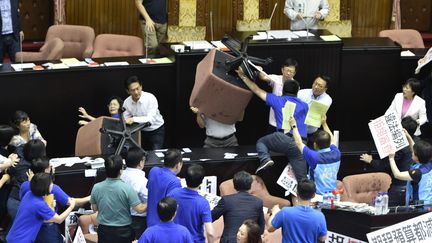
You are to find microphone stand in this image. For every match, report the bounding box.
[265,3,278,43]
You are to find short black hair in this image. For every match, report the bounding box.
[30,173,52,197]
[31,158,50,174]
[233,171,253,191]
[0,125,15,147]
[105,155,123,178]
[313,130,331,149]
[282,58,298,70]
[413,140,432,164]
[157,197,177,222]
[297,179,316,200]
[401,116,418,137]
[316,75,331,89]
[185,164,205,188]
[163,149,182,168]
[124,76,142,90]
[23,139,46,161]
[10,110,29,132]
[282,80,300,96]
[242,219,262,243]
[405,78,422,96]
[126,147,146,168]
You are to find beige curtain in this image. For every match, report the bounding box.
[54,0,66,25]
[390,0,401,29]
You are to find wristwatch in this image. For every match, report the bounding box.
[292,125,297,129]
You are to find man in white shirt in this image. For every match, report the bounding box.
[258,58,299,132]
[284,0,329,31]
[123,76,165,149]
[297,75,332,141]
[120,147,148,239]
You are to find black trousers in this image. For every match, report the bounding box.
[98,224,135,243]
[131,216,147,240]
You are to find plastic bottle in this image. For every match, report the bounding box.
[323,191,329,205]
[382,192,389,214]
[375,192,383,215]
[335,190,341,202]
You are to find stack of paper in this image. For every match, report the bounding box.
[11,63,35,71]
[182,41,214,50]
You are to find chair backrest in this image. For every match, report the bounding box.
[219,175,290,208]
[379,29,425,48]
[342,172,392,204]
[46,24,95,58]
[75,116,106,156]
[92,34,144,58]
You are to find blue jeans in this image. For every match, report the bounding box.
[35,223,63,243]
[0,33,20,63]
[256,132,308,181]
[6,197,19,223]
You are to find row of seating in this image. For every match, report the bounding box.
[16,25,144,62]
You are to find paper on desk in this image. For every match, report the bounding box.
[247,153,258,156]
[182,158,190,161]
[11,63,35,71]
[252,32,271,40]
[155,152,164,158]
[51,63,69,69]
[320,35,341,41]
[268,30,299,39]
[60,58,81,66]
[211,41,229,51]
[154,149,168,152]
[103,61,129,66]
[224,153,238,159]
[200,158,210,161]
[182,41,214,50]
[182,148,192,153]
[85,169,97,177]
[50,157,85,167]
[401,50,415,57]
[139,57,174,64]
[292,31,315,37]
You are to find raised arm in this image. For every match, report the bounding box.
[236,68,267,101]
[321,115,334,145]
[289,117,305,153]
[388,153,412,181]
[50,198,76,224]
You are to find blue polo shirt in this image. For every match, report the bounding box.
[272,206,327,243]
[303,144,341,195]
[138,221,193,243]
[168,188,212,243]
[7,192,56,242]
[266,93,308,137]
[20,181,70,212]
[146,167,181,227]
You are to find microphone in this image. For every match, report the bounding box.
[266,3,278,42]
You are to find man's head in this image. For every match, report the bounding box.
[312,75,330,97]
[282,80,300,96]
[296,179,316,201]
[185,164,205,188]
[23,139,46,162]
[0,125,15,147]
[157,197,178,222]
[233,171,253,191]
[124,76,143,102]
[126,147,146,169]
[401,116,418,137]
[313,130,331,150]
[163,149,183,174]
[281,58,298,81]
[413,140,432,164]
[105,155,123,178]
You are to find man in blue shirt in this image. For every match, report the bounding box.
[168,164,215,243]
[139,197,193,243]
[146,148,183,227]
[268,179,327,243]
[237,69,309,181]
[290,115,341,195]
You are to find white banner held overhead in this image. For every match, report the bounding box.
[367,212,432,242]
[369,111,408,159]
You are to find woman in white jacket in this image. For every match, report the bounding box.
[386,78,427,136]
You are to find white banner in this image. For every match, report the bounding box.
[326,230,367,243]
[277,164,297,196]
[367,212,432,242]
[369,111,408,159]
[180,175,217,195]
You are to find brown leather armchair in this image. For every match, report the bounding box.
[379,29,425,48]
[341,172,392,204]
[78,213,98,243]
[45,24,95,58]
[92,34,144,58]
[15,37,64,62]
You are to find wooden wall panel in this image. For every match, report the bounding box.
[65,0,141,37]
[20,0,53,41]
[348,0,392,37]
